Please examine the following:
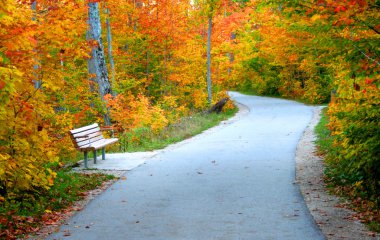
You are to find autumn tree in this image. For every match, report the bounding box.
[0,0,90,195]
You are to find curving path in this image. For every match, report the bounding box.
[48,92,325,240]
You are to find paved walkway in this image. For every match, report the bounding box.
[48,92,325,240]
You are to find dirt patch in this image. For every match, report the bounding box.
[295,106,379,240]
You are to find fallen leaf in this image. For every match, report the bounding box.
[368,232,377,237]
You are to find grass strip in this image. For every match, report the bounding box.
[117,108,238,152]
[314,107,333,155]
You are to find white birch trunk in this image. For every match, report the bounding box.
[105,8,115,87]
[87,2,112,125]
[227,32,235,75]
[32,1,41,89]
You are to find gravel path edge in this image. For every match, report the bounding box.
[295,106,379,240]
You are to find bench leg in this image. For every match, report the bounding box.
[102,147,105,160]
[93,150,97,164]
[84,152,88,168]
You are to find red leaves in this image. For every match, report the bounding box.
[355,0,368,7]
[0,214,40,240]
[0,216,7,226]
[364,77,373,85]
[9,27,25,35]
[324,0,368,14]
[41,212,63,226]
[0,80,5,90]
[374,24,380,32]
[5,50,23,57]
[368,232,377,237]
[334,6,347,13]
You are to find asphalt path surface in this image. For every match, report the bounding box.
[49,92,325,240]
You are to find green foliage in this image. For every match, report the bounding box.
[326,79,380,203]
[316,90,380,229]
[229,0,380,105]
[317,75,380,206]
[368,221,380,233]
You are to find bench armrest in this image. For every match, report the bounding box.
[100,126,116,138]
[100,126,115,131]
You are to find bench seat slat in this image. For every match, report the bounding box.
[75,132,104,144]
[76,136,105,147]
[78,138,118,151]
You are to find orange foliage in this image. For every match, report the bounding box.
[105,93,168,134]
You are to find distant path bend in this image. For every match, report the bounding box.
[49,92,325,240]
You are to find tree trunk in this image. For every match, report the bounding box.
[146,51,149,80]
[206,15,212,105]
[227,32,235,76]
[87,2,112,126]
[31,1,41,89]
[105,8,115,88]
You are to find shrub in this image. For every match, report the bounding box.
[326,76,379,203]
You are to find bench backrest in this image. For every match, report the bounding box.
[69,123,104,149]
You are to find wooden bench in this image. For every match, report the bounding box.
[69,123,118,168]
